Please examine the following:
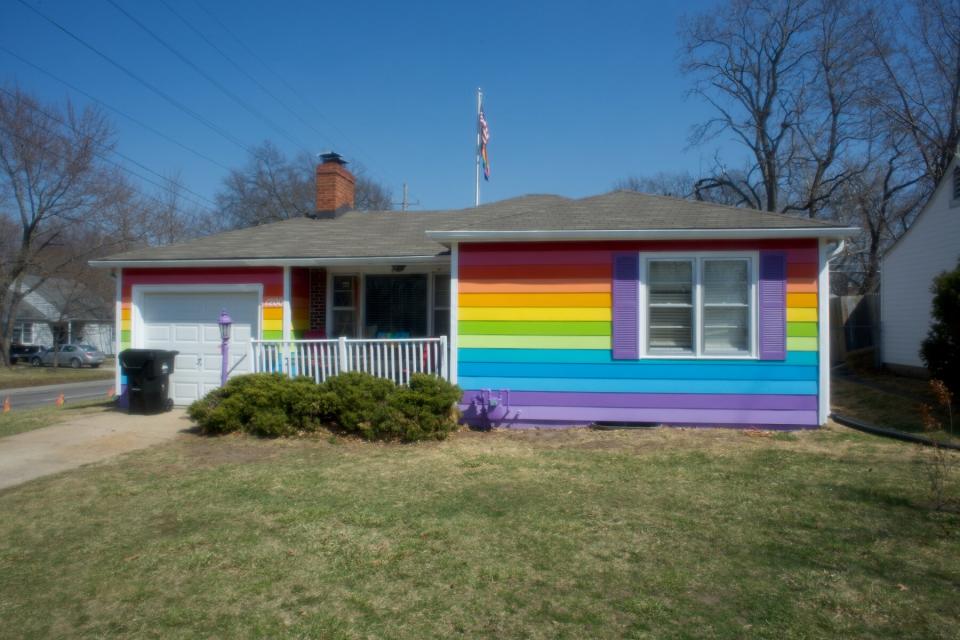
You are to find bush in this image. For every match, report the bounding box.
[368,374,463,442]
[188,371,462,442]
[187,373,331,437]
[920,259,960,397]
[322,371,395,433]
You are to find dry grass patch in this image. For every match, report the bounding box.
[0,363,113,390]
[0,424,957,639]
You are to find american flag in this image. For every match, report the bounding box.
[479,106,490,181]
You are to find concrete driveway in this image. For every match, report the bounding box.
[0,409,191,491]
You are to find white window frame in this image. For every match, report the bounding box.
[638,251,759,360]
[14,321,34,344]
[431,273,451,337]
[329,273,360,338]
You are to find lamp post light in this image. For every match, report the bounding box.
[218,309,232,387]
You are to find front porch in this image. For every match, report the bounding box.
[286,266,450,341]
[257,265,452,384]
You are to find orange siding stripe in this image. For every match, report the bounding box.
[460,279,611,293]
[787,292,818,308]
[460,292,611,308]
[460,264,611,280]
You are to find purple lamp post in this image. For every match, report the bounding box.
[218,309,232,387]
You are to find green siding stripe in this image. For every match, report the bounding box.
[120,330,131,344]
[459,320,611,336]
[787,322,818,338]
[459,335,612,350]
[262,329,284,340]
[787,336,818,351]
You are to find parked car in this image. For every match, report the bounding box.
[31,344,105,369]
[9,343,45,364]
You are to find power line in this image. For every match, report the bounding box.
[0,85,221,211]
[0,88,218,216]
[14,0,256,155]
[0,45,233,171]
[104,0,311,157]
[157,0,338,151]
[191,0,393,183]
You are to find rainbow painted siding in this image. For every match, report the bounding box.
[458,240,821,428]
[119,267,285,352]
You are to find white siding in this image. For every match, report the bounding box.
[881,159,960,368]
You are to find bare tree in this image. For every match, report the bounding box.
[680,0,867,216]
[863,0,960,186]
[216,141,393,229]
[0,87,129,367]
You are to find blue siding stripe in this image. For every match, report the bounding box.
[458,376,818,395]
[457,348,819,366]
[459,362,817,381]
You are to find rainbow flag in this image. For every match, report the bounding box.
[479,105,490,180]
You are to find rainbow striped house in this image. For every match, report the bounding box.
[93,153,854,428]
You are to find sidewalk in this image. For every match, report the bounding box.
[0,409,190,491]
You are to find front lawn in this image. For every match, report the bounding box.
[0,362,114,390]
[0,400,114,439]
[0,425,957,638]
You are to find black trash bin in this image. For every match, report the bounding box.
[119,349,179,414]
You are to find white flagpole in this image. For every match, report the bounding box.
[475,87,482,207]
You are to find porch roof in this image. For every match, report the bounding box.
[91,192,854,267]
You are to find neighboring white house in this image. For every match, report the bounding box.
[881,155,960,374]
[10,276,115,354]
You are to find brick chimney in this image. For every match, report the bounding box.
[315,152,355,217]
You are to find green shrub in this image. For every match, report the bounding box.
[920,259,960,397]
[371,374,462,442]
[322,371,395,433]
[187,373,328,437]
[188,370,462,442]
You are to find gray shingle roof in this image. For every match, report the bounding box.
[93,192,849,264]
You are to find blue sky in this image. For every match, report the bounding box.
[1,0,737,213]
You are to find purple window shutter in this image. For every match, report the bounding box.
[612,253,639,359]
[759,251,787,360]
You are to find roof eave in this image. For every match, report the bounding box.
[89,255,450,269]
[425,227,859,242]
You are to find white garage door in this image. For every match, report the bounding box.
[138,290,260,405]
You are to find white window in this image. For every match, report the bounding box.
[641,253,757,358]
[13,322,34,344]
[331,274,358,337]
[432,274,450,338]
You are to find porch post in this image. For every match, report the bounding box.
[282,266,292,343]
[449,242,459,384]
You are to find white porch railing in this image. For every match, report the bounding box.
[250,336,449,385]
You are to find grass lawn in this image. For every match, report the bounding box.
[832,372,958,442]
[0,400,115,439]
[0,425,957,638]
[0,362,114,390]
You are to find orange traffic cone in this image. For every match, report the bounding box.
[107,386,115,398]
[55,392,65,407]
[2,397,9,413]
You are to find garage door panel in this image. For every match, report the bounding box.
[139,290,260,405]
[146,326,171,342]
[175,325,201,342]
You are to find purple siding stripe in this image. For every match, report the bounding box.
[461,390,817,411]
[611,253,639,359]
[465,405,819,426]
[759,251,787,360]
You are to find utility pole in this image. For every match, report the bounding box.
[394,182,419,212]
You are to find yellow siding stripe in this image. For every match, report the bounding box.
[460,292,610,308]
[459,335,612,350]
[787,307,817,322]
[262,318,283,332]
[459,306,612,321]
